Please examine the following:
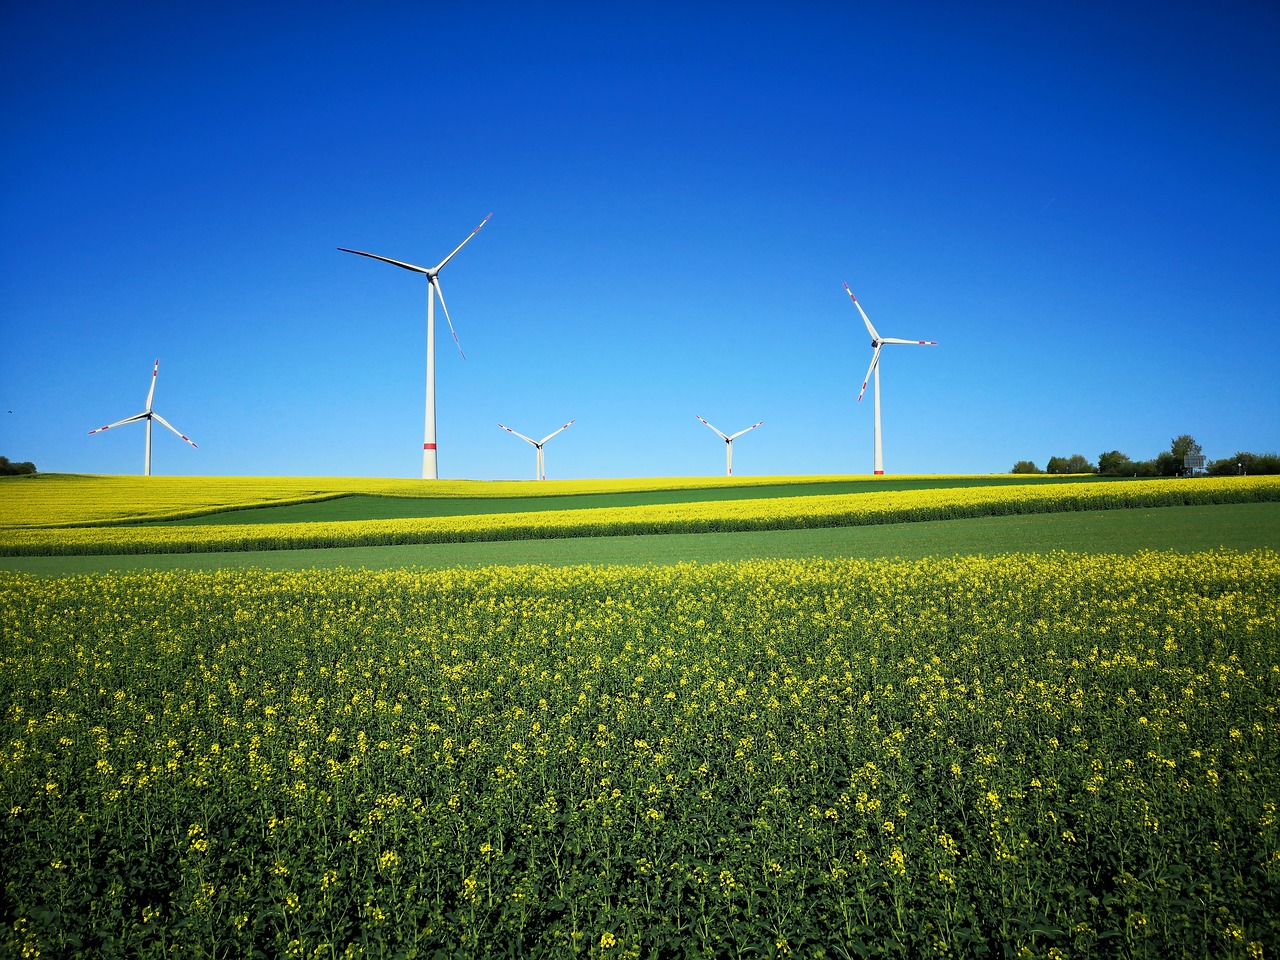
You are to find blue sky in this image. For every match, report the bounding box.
[3,1,1277,479]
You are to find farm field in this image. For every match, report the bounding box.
[2,474,1279,958]
[147,477,1122,527]
[0,473,1118,530]
[3,475,1276,557]
[1,501,1276,576]
[3,552,1278,958]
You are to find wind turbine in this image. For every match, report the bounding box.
[695,415,763,476]
[843,282,937,475]
[89,359,198,476]
[499,420,576,480]
[339,213,491,479]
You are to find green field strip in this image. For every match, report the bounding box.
[147,475,1121,525]
[5,501,1275,575]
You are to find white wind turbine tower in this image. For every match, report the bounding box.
[89,359,198,476]
[499,420,576,480]
[339,213,491,479]
[696,415,764,476]
[843,282,937,475]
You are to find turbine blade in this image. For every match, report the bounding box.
[857,346,882,403]
[89,413,148,435]
[433,280,466,359]
[145,359,158,412]
[338,248,432,275]
[499,423,538,446]
[881,337,938,345]
[727,420,765,441]
[433,213,492,273]
[843,282,881,341]
[695,414,729,441]
[151,413,198,448]
[538,419,576,445]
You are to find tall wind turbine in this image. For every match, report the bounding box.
[89,359,198,476]
[843,282,937,475]
[499,420,576,480]
[696,415,763,476]
[339,213,491,479]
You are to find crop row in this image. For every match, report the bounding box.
[2,476,1277,556]
[2,551,1278,957]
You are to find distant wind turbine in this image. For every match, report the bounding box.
[696,415,763,476]
[89,359,198,476]
[843,282,937,475]
[339,213,491,479]
[499,420,576,480]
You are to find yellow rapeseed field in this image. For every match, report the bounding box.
[2,551,1277,957]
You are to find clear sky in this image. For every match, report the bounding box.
[2,1,1277,480]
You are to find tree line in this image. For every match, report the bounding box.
[1012,435,1280,477]
[0,456,37,477]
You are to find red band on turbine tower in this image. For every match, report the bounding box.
[424,443,437,450]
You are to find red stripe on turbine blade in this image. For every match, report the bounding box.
[424,443,437,450]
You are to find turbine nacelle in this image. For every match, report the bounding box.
[696,415,763,476]
[337,212,491,281]
[499,420,576,480]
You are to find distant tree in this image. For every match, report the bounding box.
[0,456,36,476]
[1046,454,1095,474]
[1170,435,1202,460]
[1097,450,1135,476]
[1167,434,1205,476]
[1131,459,1158,478]
[1011,460,1042,474]
[1062,453,1096,474]
[1254,453,1280,474]
[1154,451,1182,477]
[1207,455,1243,476]
[1207,451,1280,476]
